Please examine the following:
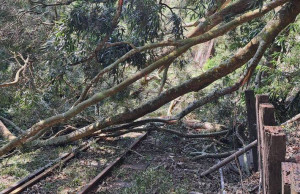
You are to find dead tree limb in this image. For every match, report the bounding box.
[193,150,235,160]
[147,127,228,138]
[0,121,16,140]
[214,144,226,194]
[176,38,269,119]
[158,66,169,95]
[167,97,181,116]
[0,56,29,88]
[281,113,300,126]
[102,118,177,132]
[52,125,78,138]
[0,116,24,134]
[188,0,253,37]
[93,125,229,139]
[182,120,227,132]
[200,140,258,176]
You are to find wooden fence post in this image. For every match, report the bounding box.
[245,90,258,171]
[259,103,285,194]
[256,95,269,188]
[263,125,286,194]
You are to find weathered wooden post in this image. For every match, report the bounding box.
[263,125,285,194]
[255,94,269,188]
[245,90,258,171]
[259,103,286,194]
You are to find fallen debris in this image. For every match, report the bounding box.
[200,140,257,177]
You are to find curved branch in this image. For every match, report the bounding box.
[0,116,24,134]
[158,66,169,95]
[0,56,29,88]
[72,40,178,106]
[188,0,269,37]
[29,0,75,7]
[192,150,236,160]
[176,40,269,119]
[153,127,229,138]
[97,126,228,138]
[281,113,300,126]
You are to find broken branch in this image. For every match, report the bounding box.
[200,140,257,177]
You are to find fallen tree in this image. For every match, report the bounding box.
[0,0,300,156]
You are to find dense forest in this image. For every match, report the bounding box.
[0,0,299,193]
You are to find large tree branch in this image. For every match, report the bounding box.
[0,0,294,156]
[72,41,178,106]
[96,126,229,139]
[188,0,257,37]
[29,0,300,147]
[73,0,286,106]
[0,116,24,134]
[281,113,300,126]
[184,0,231,28]
[29,0,75,7]
[176,40,269,119]
[159,0,287,74]
[72,0,285,102]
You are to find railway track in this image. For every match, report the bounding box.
[0,132,148,194]
[78,132,148,193]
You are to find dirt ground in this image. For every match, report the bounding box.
[94,130,259,194]
[0,123,299,194]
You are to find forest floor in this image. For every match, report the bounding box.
[0,124,299,194]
